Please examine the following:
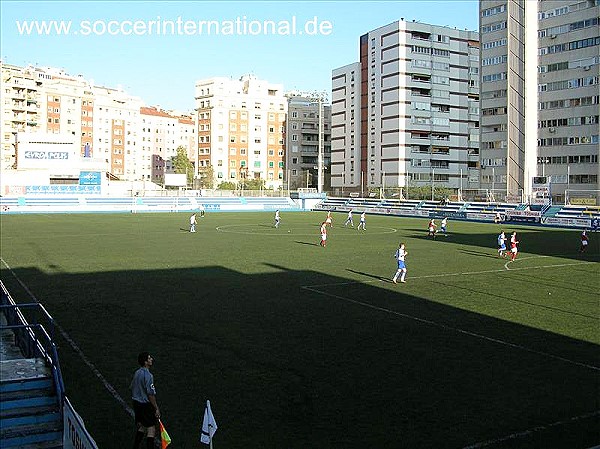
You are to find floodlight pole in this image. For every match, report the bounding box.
[318,96,323,194]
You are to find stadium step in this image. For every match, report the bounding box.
[1,333,62,449]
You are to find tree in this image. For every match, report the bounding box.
[171,146,194,186]
[199,164,214,189]
[217,181,236,190]
[244,178,266,190]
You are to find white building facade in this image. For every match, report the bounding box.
[195,75,287,189]
[331,20,480,195]
[480,0,599,203]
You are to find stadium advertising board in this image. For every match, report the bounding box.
[79,171,102,185]
[505,209,541,223]
[466,213,496,221]
[430,211,467,220]
[63,397,99,449]
[164,173,187,187]
[400,209,431,217]
[541,217,590,227]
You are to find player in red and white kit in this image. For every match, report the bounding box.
[579,230,589,253]
[325,210,333,227]
[319,222,328,247]
[509,231,519,261]
[428,219,437,239]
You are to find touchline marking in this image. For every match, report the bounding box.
[462,409,600,448]
[0,257,134,418]
[305,260,596,288]
[301,284,600,372]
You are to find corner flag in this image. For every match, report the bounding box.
[159,420,171,449]
[200,400,217,445]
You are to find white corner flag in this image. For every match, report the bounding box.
[200,400,217,446]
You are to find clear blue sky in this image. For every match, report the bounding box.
[1,0,479,112]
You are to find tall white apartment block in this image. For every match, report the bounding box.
[92,86,145,181]
[331,63,362,189]
[195,75,287,189]
[331,20,480,194]
[140,106,196,184]
[480,0,599,203]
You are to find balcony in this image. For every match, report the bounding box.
[11,101,26,111]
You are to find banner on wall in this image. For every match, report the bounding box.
[63,397,99,449]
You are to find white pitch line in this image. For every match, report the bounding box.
[462,409,600,448]
[301,284,600,372]
[0,257,134,418]
[504,254,552,270]
[305,260,596,289]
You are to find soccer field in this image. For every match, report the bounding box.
[1,211,598,449]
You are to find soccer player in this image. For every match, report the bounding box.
[509,231,519,261]
[319,221,328,247]
[357,211,367,231]
[274,210,280,228]
[344,209,354,227]
[428,219,437,238]
[325,210,333,227]
[580,229,589,253]
[494,212,502,224]
[440,217,448,236]
[198,204,205,218]
[189,213,197,233]
[392,243,408,284]
[497,231,507,258]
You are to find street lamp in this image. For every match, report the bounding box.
[431,167,435,201]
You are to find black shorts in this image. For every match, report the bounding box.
[133,401,157,427]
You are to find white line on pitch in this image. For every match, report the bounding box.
[0,257,134,418]
[304,260,595,288]
[462,409,600,448]
[300,284,600,372]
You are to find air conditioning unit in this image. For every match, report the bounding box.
[550,34,557,39]
[549,127,556,133]
[583,65,591,71]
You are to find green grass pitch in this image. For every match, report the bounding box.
[1,211,598,449]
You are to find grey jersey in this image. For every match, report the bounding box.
[131,367,156,403]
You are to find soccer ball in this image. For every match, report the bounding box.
[288,230,291,233]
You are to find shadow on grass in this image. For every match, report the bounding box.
[346,268,391,283]
[294,241,319,247]
[1,263,598,449]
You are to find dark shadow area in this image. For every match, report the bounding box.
[1,264,598,449]
[346,268,391,283]
[457,249,501,259]
[294,241,320,247]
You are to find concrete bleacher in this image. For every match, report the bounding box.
[0,196,301,214]
[554,205,600,220]
[463,202,518,214]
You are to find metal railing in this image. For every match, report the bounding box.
[0,281,65,410]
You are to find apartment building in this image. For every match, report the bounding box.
[40,69,93,158]
[479,0,599,203]
[92,86,145,180]
[330,63,362,190]
[140,106,196,184]
[285,94,331,191]
[331,20,480,194]
[195,75,287,189]
[0,63,43,170]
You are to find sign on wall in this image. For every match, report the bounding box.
[79,171,102,185]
